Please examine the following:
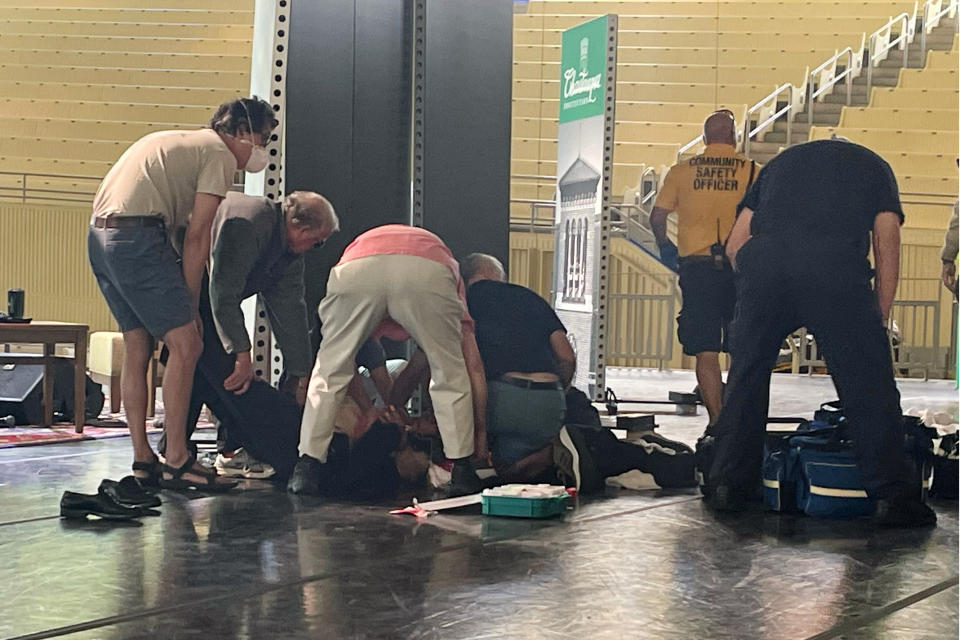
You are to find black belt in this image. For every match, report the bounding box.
[92,216,164,229]
[497,375,563,391]
[678,255,717,265]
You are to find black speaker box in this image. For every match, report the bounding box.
[0,354,44,425]
[0,353,104,425]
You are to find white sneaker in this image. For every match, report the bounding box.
[215,449,275,479]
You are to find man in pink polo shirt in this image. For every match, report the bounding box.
[288,224,489,496]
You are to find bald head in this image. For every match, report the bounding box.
[283,191,338,233]
[703,110,737,146]
[282,191,338,253]
[460,253,506,287]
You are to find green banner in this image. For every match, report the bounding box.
[558,15,608,124]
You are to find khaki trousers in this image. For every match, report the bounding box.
[299,254,475,462]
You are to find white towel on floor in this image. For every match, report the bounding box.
[605,469,660,491]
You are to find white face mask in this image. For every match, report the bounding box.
[244,143,269,172]
[237,100,270,172]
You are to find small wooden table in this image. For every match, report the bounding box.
[0,321,88,433]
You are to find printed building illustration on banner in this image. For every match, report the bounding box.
[558,156,600,304]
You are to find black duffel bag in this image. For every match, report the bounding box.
[929,432,958,499]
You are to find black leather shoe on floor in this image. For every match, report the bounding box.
[447,459,483,497]
[60,491,144,521]
[287,454,323,496]
[874,497,937,528]
[99,477,162,509]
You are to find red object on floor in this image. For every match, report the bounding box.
[0,397,215,448]
[0,425,161,448]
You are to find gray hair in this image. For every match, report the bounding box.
[460,253,506,284]
[283,191,339,232]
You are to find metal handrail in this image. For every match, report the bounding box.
[920,0,959,60]
[509,199,555,233]
[807,40,862,125]
[512,173,556,182]
[866,9,916,91]
[635,165,658,209]
[511,197,554,205]
[0,170,101,182]
[676,134,703,162]
[0,169,249,205]
[743,83,794,156]
[676,5,930,161]
[0,170,101,205]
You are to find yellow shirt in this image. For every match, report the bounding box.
[654,143,757,257]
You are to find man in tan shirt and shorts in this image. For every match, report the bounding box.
[88,97,276,492]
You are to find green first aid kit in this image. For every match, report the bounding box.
[481,484,571,518]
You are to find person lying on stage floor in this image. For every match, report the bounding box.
[291,347,459,500]
[319,405,433,501]
[457,253,697,492]
[288,225,489,498]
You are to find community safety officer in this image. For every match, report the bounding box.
[707,137,936,528]
[650,110,757,424]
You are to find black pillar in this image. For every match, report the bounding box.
[286,0,412,312]
[285,0,511,313]
[420,0,513,265]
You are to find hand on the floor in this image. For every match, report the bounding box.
[223,352,254,395]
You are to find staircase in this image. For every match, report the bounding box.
[747,15,958,164]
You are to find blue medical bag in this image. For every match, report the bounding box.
[762,403,935,519]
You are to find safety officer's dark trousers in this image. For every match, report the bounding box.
[708,235,911,500]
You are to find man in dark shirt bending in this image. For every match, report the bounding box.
[461,254,696,491]
[461,254,575,472]
[706,138,936,527]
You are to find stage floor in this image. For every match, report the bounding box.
[0,371,956,639]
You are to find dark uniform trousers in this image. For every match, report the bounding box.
[708,235,910,500]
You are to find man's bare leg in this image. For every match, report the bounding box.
[160,321,230,483]
[695,351,724,424]
[122,328,155,471]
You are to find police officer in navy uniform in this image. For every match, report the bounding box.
[706,137,936,527]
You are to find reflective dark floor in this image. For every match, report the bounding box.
[1,372,957,640]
